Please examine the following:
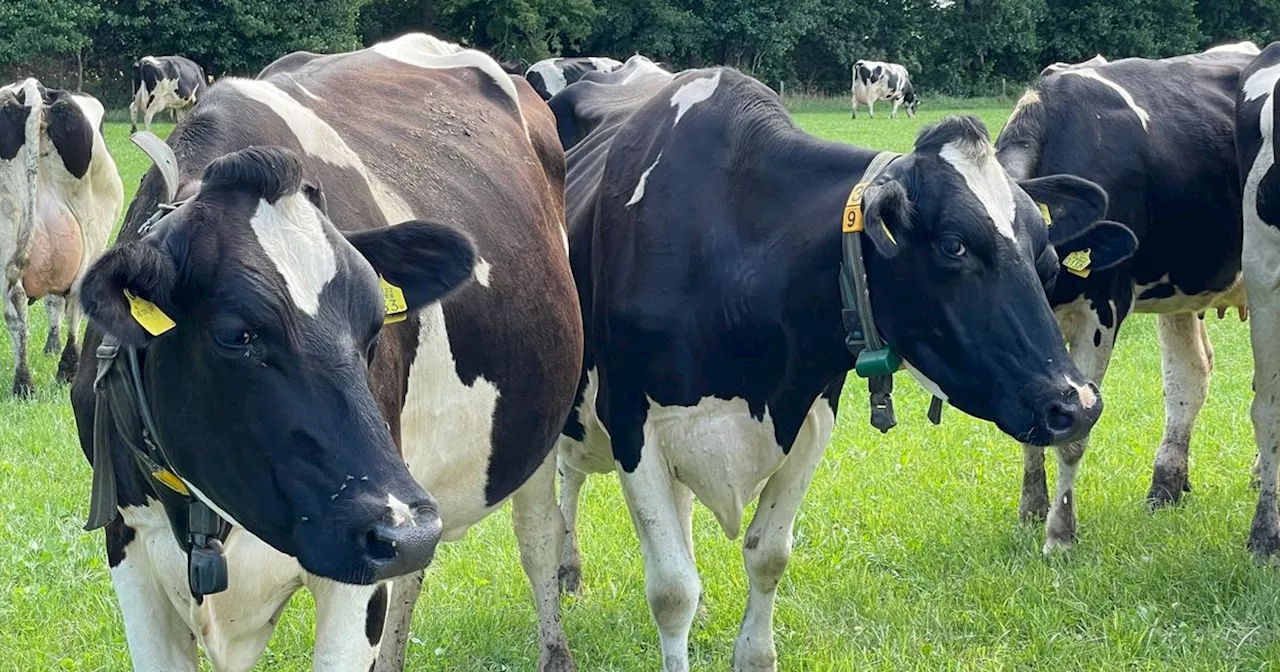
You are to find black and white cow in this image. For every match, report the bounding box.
[1,79,123,397]
[526,56,624,100]
[995,42,1260,549]
[130,55,208,133]
[500,58,531,75]
[554,66,1135,671]
[1235,43,1280,557]
[548,55,672,150]
[1041,54,1108,77]
[70,34,583,671]
[851,59,918,119]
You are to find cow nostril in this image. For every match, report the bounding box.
[1046,401,1078,434]
[366,527,397,562]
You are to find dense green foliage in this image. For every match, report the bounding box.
[1,0,1279,103]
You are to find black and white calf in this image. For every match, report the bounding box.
[525,56,624,100]
[996,42,1259,549]
[851,59,918,119]
[1235,42,1280,557]
[71,34,582,671]
[130,55,207,133]
[1,79,123,396]
[555,66,1135,671]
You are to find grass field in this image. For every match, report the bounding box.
[1,105,1277,671]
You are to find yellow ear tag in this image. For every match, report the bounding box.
[1037,202,1053,227]
[124,290,176,336]
[380,276,408,325]
[842,182,869,233]
[152,468,190,496]
[1062,248,1092,278]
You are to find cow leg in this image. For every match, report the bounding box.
[108,517,199,671]
[310,580,390,671]
[57,290,81,383]
[733,399,834,672]
[851,100,858,119]
[1019,444,1049,521]
[1148,313,1213,504]
[557,451,586,595]
[1245,214,1280,557]
[130,100,139,133]
[891,99,901,119]
[372,570,422,672]
[868,100,876,119]
[43,294,63,355]
[512,450,576,671]
[618,426,700,672]
[5,281,33,397]
[1043,299,1118,553]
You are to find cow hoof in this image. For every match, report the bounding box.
[1146,476,1187,508]
[42,338,60,356]
[1248,527,1280,560]
[557,562,581,596]
[1018,495,1049,523]
[539,641,576,672]
[56,350,79,384]
[731,642,777,672]
[1042,535,1075,556]
[11,377,35,399]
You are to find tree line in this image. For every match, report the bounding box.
[3,0,1278,107]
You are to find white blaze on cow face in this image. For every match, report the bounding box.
[670,70,722,126]
[626,152,663,207]
[1061,68,1151,131]
[250,194,337,316]
[1065,374,1098,410]
[938,138,1018,241]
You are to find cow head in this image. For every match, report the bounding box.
[80,147,476,584]
[858,116,1136,446]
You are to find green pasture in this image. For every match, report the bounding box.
[1,106,1277,670]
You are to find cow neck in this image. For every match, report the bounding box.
[838,150,902,433]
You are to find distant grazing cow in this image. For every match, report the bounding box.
[996,42,1260,549]
[70,34,582,670]
[851,59,918,119]
[130,55,207,133]
[555,65,1134,671]
[0,78,123,397]
[526,56,623,100]
[1235,42,1280,557]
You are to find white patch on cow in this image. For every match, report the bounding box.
[1245,63,1280,103]
[284,74,323,101]
[401,301,502,541]
[304,577,387,670]
[620,56,669,84]
[528,60,568,97]
[1006,89,1040,124]
[369,34,524,126]
[589,57,622,72]
[938,139,1017,241]
[1061,68,1151,131]
[472,257,492,287]
[224,78,415,224]
[1206,41,1261,55]
[670,70,722,126]
[1133,272,1246,314]
[250,194,336,316]
[626,152,662,207]
[903,360,949,401]
[387,494,413,526]
[1065,374,1098,410]
[560,225,570,256]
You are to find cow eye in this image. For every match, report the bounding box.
[213,327,256,351]
[366,335,380,366]
[939,235,967,258]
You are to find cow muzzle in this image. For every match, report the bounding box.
[363,498,442,582]
[1035,379,1102,446]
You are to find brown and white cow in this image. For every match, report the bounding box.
[1,78,123,397]
[70,34,582,670]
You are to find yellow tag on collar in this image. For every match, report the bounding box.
[152,468,190,496]
[1062,248,1092,278]
[1037,202,1053,227]
[843,182,870,233]
[380,276,408,324]
[124,290,176,336]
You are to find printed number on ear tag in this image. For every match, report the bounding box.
[1062,249,1092,278]
[1037,202,1053,227]
[381,277,408,325]
[124,290,176,336]
[843,182,870,233]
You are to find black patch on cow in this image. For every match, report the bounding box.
[1137,284,1176,301]
[45,90,94,179]
[1259,164,1280,227]
[365,583,388,646]
[105,517,136,568]
[200,145,302,203]
[887,71,900,93]
[1093,329,1102,347]
[0,92,30,161]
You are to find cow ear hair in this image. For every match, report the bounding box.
[79,241,180,347]
[860,179,912,259]
[1016,174,1108,247]
[1052,220,1137,273]
[344,220,477,311]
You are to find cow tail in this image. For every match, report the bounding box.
[11,79,42,283]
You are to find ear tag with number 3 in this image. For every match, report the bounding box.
[381,277,408,325]
[124,290,176,336]
[1062,249,1092,278]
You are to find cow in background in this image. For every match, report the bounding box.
[526,57,624,100]
[0,79,123,397]
[851,59,919,119]
[130,55,207,133]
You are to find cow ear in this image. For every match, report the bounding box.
[1053,220,1138,273]
[860,179,912,258]
[80,241,180,347]
[1016,174,1108,247]
[345,220,476,311]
